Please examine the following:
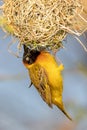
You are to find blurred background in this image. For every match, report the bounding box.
[0,28,87,130]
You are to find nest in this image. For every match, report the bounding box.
[0,0,87,51]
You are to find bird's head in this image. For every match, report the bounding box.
[23,45,40,65]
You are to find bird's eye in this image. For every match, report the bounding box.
[26,56,29,62]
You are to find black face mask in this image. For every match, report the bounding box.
[23,45,40,64]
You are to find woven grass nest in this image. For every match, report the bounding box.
[0,0,87,51]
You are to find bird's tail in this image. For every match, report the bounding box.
[57,103,72,121]
[60,107,72,121]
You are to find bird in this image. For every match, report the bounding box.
[23,45,72,120]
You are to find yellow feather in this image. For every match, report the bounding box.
[23,47,72,120]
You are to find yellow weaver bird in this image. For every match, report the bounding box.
[23,45,72,120]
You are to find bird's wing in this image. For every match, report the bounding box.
[29,63,52,108]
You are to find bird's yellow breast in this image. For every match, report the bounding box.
[35,51,64,87]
